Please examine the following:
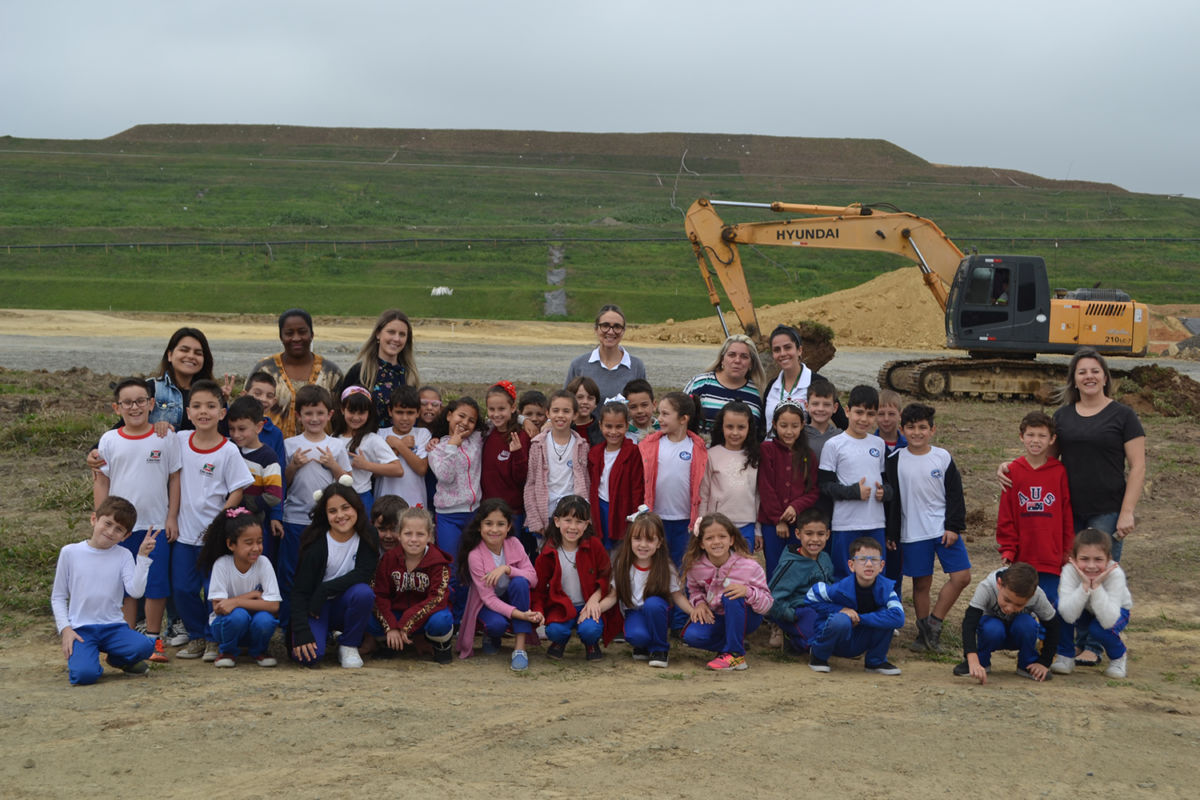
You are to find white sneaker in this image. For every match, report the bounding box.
[1050,654,1075,675]
[202,641,220,663]
[1103,653,1127,679]
[255,655,278,668]
[338,645,364,669]
[214,654,236,668]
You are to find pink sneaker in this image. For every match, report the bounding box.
[706,652,747,671]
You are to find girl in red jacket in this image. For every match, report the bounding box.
[481,381,531,536]
[372,507,455,663]
[533,495,612,661]
[757,402,819,587]
[588,401,644,552]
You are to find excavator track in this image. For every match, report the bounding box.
[879,358,1080,402]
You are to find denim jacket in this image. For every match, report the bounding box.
[149,373,184,428]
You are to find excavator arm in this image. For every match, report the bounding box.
[685,197,963,346]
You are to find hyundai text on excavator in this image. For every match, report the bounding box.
[685,198,1149,401]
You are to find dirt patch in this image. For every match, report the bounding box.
[1117,364,1200,417]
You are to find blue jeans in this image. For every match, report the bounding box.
[622,596,671,652]
[436,510,474,624]
[477,576,534,638]
[1063,608,1129,660]
[662,518,691,630]
[545,604,604,647]
[682,595,761,656]
[810,612,894,667]
[67,622,155,685]
[210,608,278,657]
[976,613,1040,670]
[294,583,374,663]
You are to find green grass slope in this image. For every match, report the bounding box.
[0,125,1197,320]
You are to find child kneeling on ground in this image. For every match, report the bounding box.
[955,562,1059,683]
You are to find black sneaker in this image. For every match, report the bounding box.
[864,660,902,676]
[432,641,453,665]
[1016,666,1052,681]
[546,641,566,660]
[648,651,669,668]
[809,655,831,673]
[585,643,604,661]
[121,660,150,676]
[632,647,650,662]
[953,661,971,677]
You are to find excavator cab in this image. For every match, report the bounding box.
[946,255,1051,355]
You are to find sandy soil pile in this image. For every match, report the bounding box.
[633,269,948,349]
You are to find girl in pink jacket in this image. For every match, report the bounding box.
[681,513,772,671]
[638,391,707,569]
[524,390,589,537]
[455,499,544,671]
[428,397,483,625]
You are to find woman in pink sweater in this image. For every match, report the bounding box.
[681,513,772,671]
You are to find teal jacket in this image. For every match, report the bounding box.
[767,544,835,624]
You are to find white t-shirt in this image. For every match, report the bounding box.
[98,427,182,530]
[598,448,620,503]
[176,433,254,545]
[51,541,151,633]
[619,563,681,612]
[376,426,431,508]
[341,431,399,494]
[896,447,955,543]
[546,437,575,516]
[491,548,510,594]
[654,436,693,520]
[818,432,886,531]
[207,554,282,625]
[283,434,352,525]
[763,366,813,431]
[323,533,361,582]
[557,547,585,605]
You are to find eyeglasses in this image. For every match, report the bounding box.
[597,323,625,333]
[420,399,442,408]
[117,398,151,409]
[852,555,882,564]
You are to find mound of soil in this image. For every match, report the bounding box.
[1116,364,1200,417]
[638,269,948,350]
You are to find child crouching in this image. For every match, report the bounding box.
[1054,528,1133,678]
[373,507,455,664]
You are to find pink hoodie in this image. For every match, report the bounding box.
[523,429,589,533]
[685,552,773,615]
[456,537,540,659]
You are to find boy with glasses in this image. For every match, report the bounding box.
[805,537,905,675]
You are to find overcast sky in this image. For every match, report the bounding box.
[3,1,1198,198]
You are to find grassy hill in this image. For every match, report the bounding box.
[1,124,1197,320]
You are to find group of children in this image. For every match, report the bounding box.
[55,370,1133,685]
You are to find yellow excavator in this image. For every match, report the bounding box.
[685,198,1149,401]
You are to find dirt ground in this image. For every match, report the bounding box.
[2,316,1200,797]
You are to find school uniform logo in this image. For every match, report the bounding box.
[930,468,943,478]
[146,450,161,463]
[1017,486,1057,514]
[869,448,881,457]
[498,451,511,462]
[680,452,692,461]
[202,462,216,475]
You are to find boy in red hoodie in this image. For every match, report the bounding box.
[373,508,455,663]
[996,410,1074,633]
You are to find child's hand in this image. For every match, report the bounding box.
[690,601,714,624]
[522,419,541,439]
[887,539,898,551]
[838,607,860,625]
[292,641,319,663]
[349,450,370,470]
[428,437,441,450]
[967,654,988,684]
[61,627,82,659]
[221,374,236,401]
[941,531,959,547]
[154,420,173,438]
[755,533,764,551]
[722,582,748,600]
[316,446,340,471]
[447,432,464,447]
[782,506,797,524]
[996,460,1013,489]
[212,597,237,616]
[874,482,885,502]
[579,600,602,623]
[1115,511,1135,540]
[1025,662,1050,682]
[291,448,312,467]
[858,478,871,501]
[137,527,161,558]
[514,609,543,625]
[775,522,789,539]
[483,565,510,587]
[86,449,106,470]
[386,629,411,650]
[165,515,179,543]
[271,520,284,538]
[508,432,523,452]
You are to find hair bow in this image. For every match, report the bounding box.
[225,507,250,518]
[625,504,650,523]
[340,385,372,402]
[493,380,517,401]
